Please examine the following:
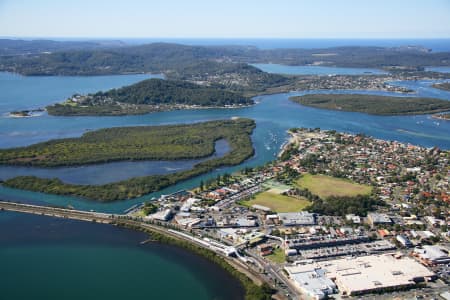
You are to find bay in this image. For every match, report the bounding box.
[0,72,162,115]
[0,72,449,213]
[1,39,450,300]
[0,211,244,300]
[425,66,450,73]
[252,63,387,75]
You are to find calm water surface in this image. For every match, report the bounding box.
[0,72,162,115]
[0,139,230,185]
[252,63,387,75]
[0,72,449,213]
[2,43,450,300]
[0,211,244,300]
[425,66,450,73]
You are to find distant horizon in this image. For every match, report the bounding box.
[2,37,450,40]
[2,36,450,52]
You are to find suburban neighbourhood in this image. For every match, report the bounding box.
[125,128,450,300]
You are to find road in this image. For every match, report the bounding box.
[245,248,301,300]
[0,200,293,299]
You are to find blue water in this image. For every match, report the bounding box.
[0,72,162,115]
[0,72,449,213]
[252,63,387,75]
[426,66,450,73]
[0,211,244,300]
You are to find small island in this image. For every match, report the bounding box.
[431,82,450,91]
[1,119,256,201]
[46,78,253,116]
[9,108,44,118]
[290,94,450,115]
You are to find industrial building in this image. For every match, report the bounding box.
[180,197,201,212]
[284,264,336,300]
[345,214,361,224]
[251,204,271,212]
[278,212,316,226]
[296,240,396,260]
[145,209,172,221]
[396,234,413,248]
[367,212,392,227]
[315,254,436,296]
[413,245,450,266]
[285,234,370,250]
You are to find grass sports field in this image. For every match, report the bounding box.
[296,173,372,199]
[262,180,291,194]
[266,248,285,263]
[245,189,311,213]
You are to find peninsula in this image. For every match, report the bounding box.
[46,78,253,116]
[290,94,450,115]
[432,112,450,120]
[1,42,449,76]
[1,119,255,201]
[432,82,450,91]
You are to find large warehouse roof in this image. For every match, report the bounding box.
[316,254,435,296]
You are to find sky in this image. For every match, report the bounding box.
[0,0,449,39]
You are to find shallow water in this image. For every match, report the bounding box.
[0,139,230,185]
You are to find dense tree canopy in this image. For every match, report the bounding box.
[3,119,256,201]
[291,94,450,115]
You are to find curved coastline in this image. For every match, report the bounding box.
[290,93,450,115]
[431,112,450,121]
[113,221,272,300]
[0,211,249,300]
[0,139,231,185]
[1,119,256,201]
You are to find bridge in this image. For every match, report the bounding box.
[0,200,280,294]
[0,201,114,223]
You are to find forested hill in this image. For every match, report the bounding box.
[46,78,253,116]
[0,39,125,56]
[0,43,250,75]
[1,42,450,76]
[94,78,253,106]
[290,94,450,115]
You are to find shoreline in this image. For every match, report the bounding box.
[45,103,255,117]
[0,204,271,300]
[431,113,450,121]
[0,138,230,169]
[1,119,256,201]
[114,222,270,299]
[290,94,450,116]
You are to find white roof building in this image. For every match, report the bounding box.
[315,254,436,296]
[251,204,271,212]
[413,245,450,266]
[234,218,257,227]
[367,213,392,226]
[145,209,172,221]
[278,212,315,226]
[346,214,361,224]
[285,264,336,300]
[180,197,200,212]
